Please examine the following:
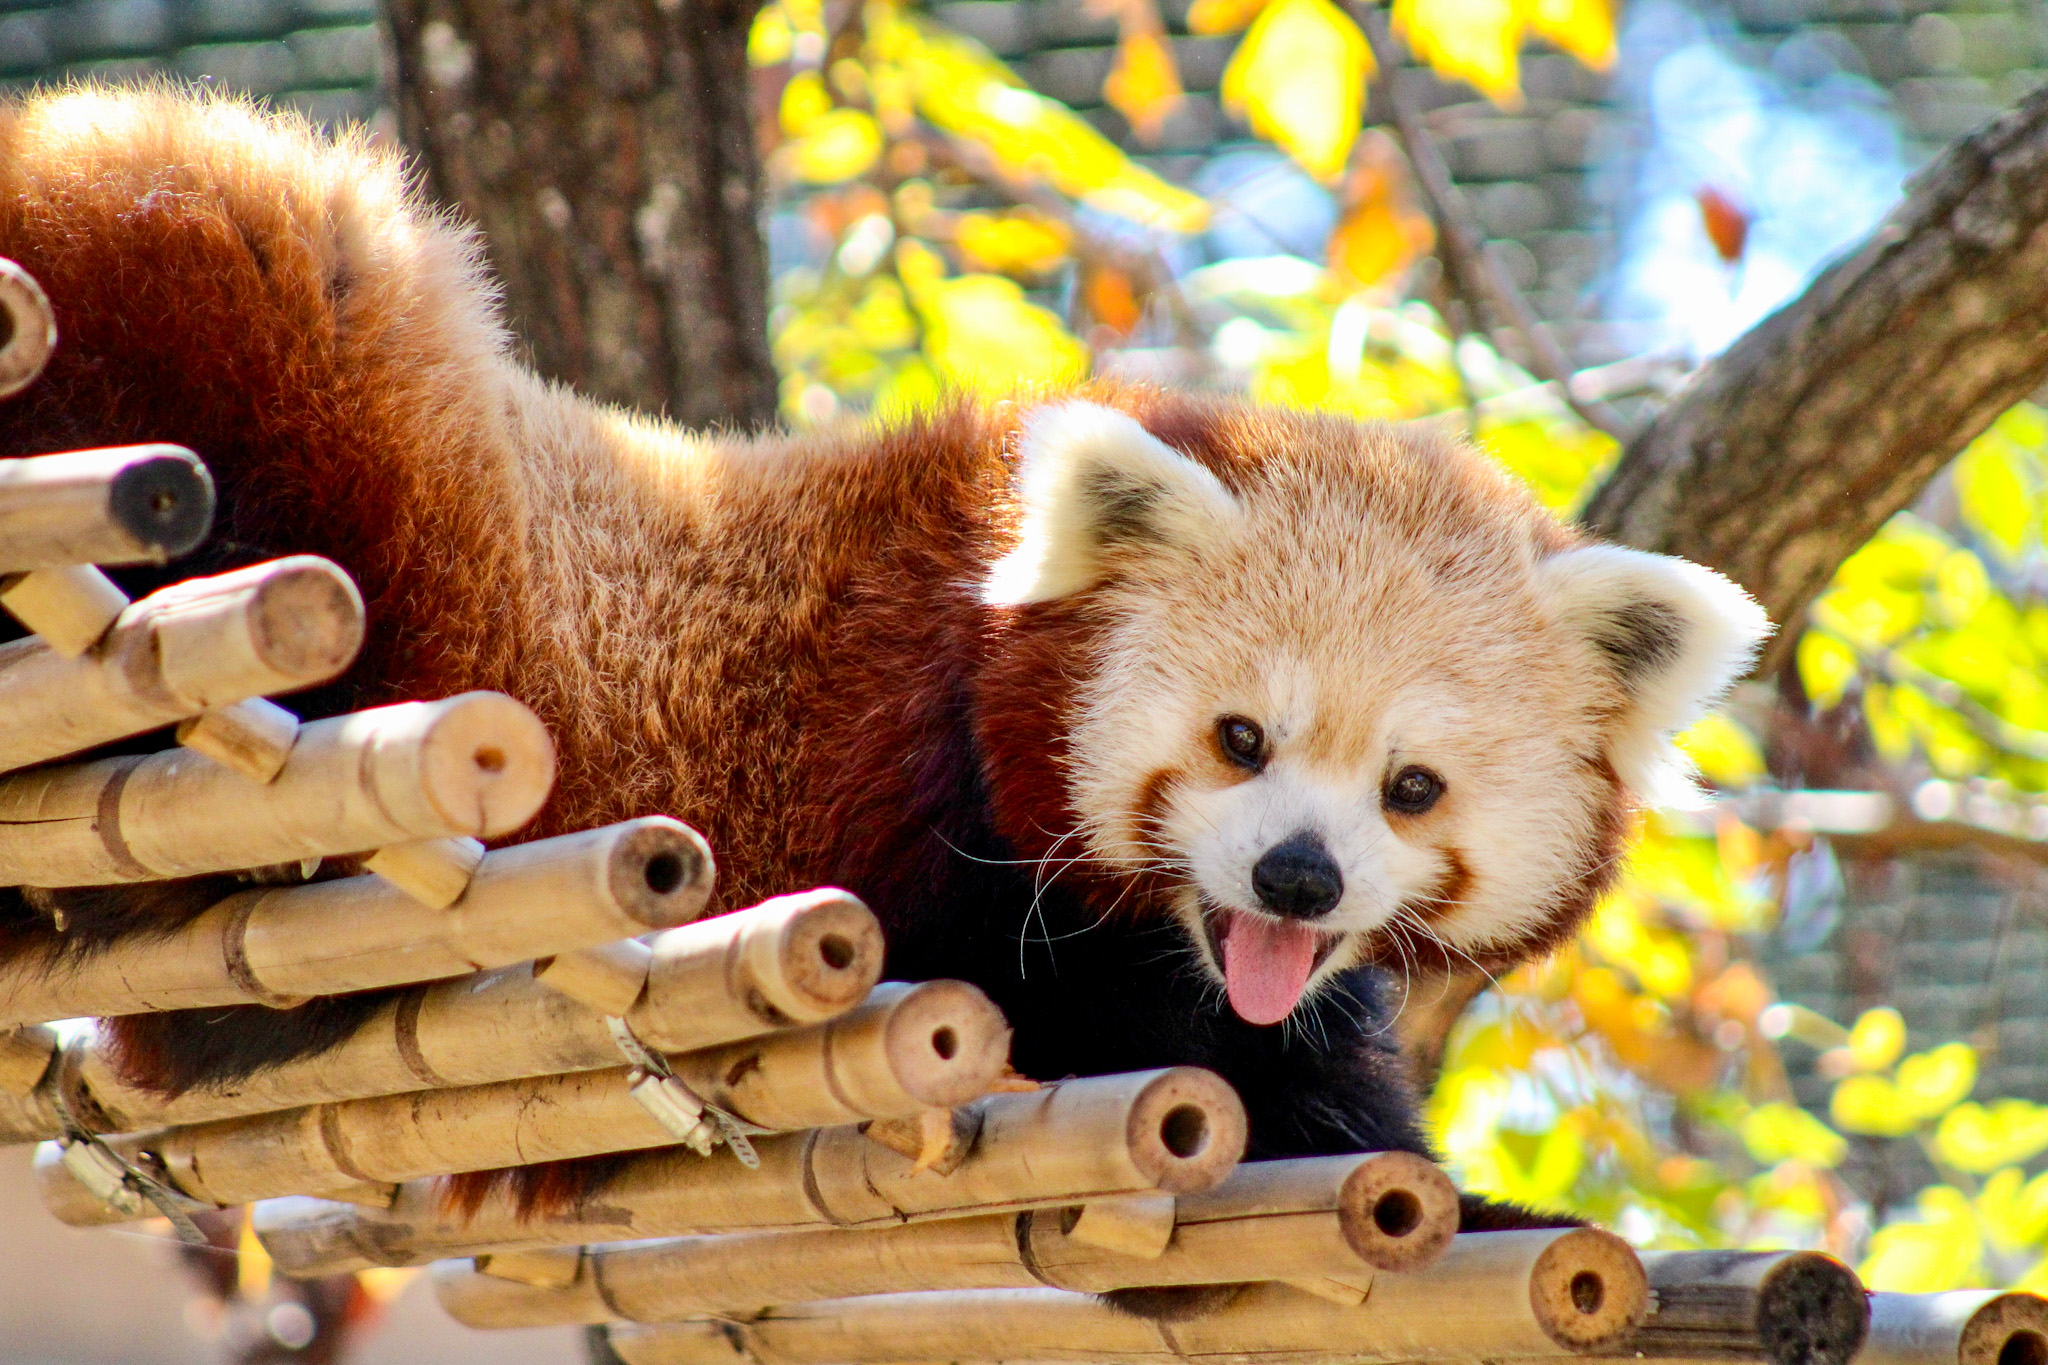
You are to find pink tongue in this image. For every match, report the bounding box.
[1220,912,1319,1026]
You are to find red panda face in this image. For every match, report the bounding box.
[985,401,1771,1028]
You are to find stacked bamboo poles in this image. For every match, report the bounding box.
[593,1228,1650,1365]
[1631,1249,1869,1365]
[37,976,1013,1218]
[253,1069,1249,1276]
[427,1151,1460,1327]
[28,886,878,1134]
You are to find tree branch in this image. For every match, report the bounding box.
[1349,4,1631,441]
[1583,81,2048,670]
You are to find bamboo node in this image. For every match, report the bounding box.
[366,835,486,909]
[178,697,301,782]
[2,564,128,656]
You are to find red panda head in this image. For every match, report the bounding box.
[980,398,1771,1027]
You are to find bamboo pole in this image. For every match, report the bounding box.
[0,817,711,1029]
[60,899,885,1131]
[0,691,555,886]
[0,444,215,572]
[0,1023,54,1095]
[429,1151,1458,1328]
[41,979,1010,1216]
[254,1069,1248,1276]
[1629,1249,1869,1365]
[0,556,362,775]
[597,1230,1647,1365]
[1862,1292,2048,1365]
[0,257,57,397]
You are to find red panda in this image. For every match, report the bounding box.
[0,89,1769,1233]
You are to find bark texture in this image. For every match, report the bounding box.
[383,0,778,429]
[1582,82,2048,669]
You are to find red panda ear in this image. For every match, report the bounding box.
[1538,544,1774,807]
[983,402,1240,606]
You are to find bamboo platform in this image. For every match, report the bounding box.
[0,253,2034,1365]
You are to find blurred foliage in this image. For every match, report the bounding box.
[747,0,2048,1298]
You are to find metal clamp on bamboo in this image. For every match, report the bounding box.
[40,978,1010,1218]
[596,1229,1646,1365]
[0,817,711,1031]
[428,1151,1457,1329]
[0,444,214,573]
[1861,1291,2048,1365]
[254,1068,1247,1277]
[1629,1249,1869,1365]
[0,555,362,776]
[0,690,555,886]
[53,898,881,1132]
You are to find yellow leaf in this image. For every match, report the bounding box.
[1955,426,2033,560]
[1978,1166,2048,1251]
[899,241,1089,394]
[777,108,885,184]
[1105,28,1185,144]
[1394,0,1522,106]
[779,70,832,137]
[1848,1007,1907,1072]
[1740,1102,1847,1169]
[1832,1074,1918,1137]
[1675,712,1765,788]
[1797,632,1860,710]
[1937,1101,2048,1175]
[1187,0,1271,34]
[1896,1043,1978,1123]
[1526,0,1616,69]
[954,211,1073,277]
[749,5,796,66]
[1860,1186,1985,1292]
[903,23,1210,230]
[1221,0,1373,182]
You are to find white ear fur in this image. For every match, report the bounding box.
[983,402,1240,606]
[1540,544,1773,808]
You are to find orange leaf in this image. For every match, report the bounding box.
[1327,129,1434,291]
[1697,185,1749,264]
[1084,265,1145,336]
[1186,0,1272,33]
[1105,27,1186,144]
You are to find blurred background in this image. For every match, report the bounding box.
[8,0,2048,1358]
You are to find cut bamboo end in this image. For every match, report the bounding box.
[0,690,555,887]
[629,889,882,1054]
[1,563,127,656]
[1634,1249,1869,1365]
[1123,1067,1247,1195]
[1332,1149,1459,1273]
[1861,1293,2048,1365]
[1528,1227,1651,1350]
[149,555,363,704]
[0,258,56,398]
[1063,1193,1176,1259]
[366,836,486,909]
[0,555,355,776]
[178,698,300,781]
[0,444,213,571]
[0,817,710,1030]
[536,939,653,1016]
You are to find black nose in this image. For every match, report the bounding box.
[1251,832,1343,919]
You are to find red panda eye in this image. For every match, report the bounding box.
[1216,716,1265,769]
[1385,766,1444,815]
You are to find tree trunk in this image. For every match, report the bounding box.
[1582,82,2048,670]
[382,0,779,430]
